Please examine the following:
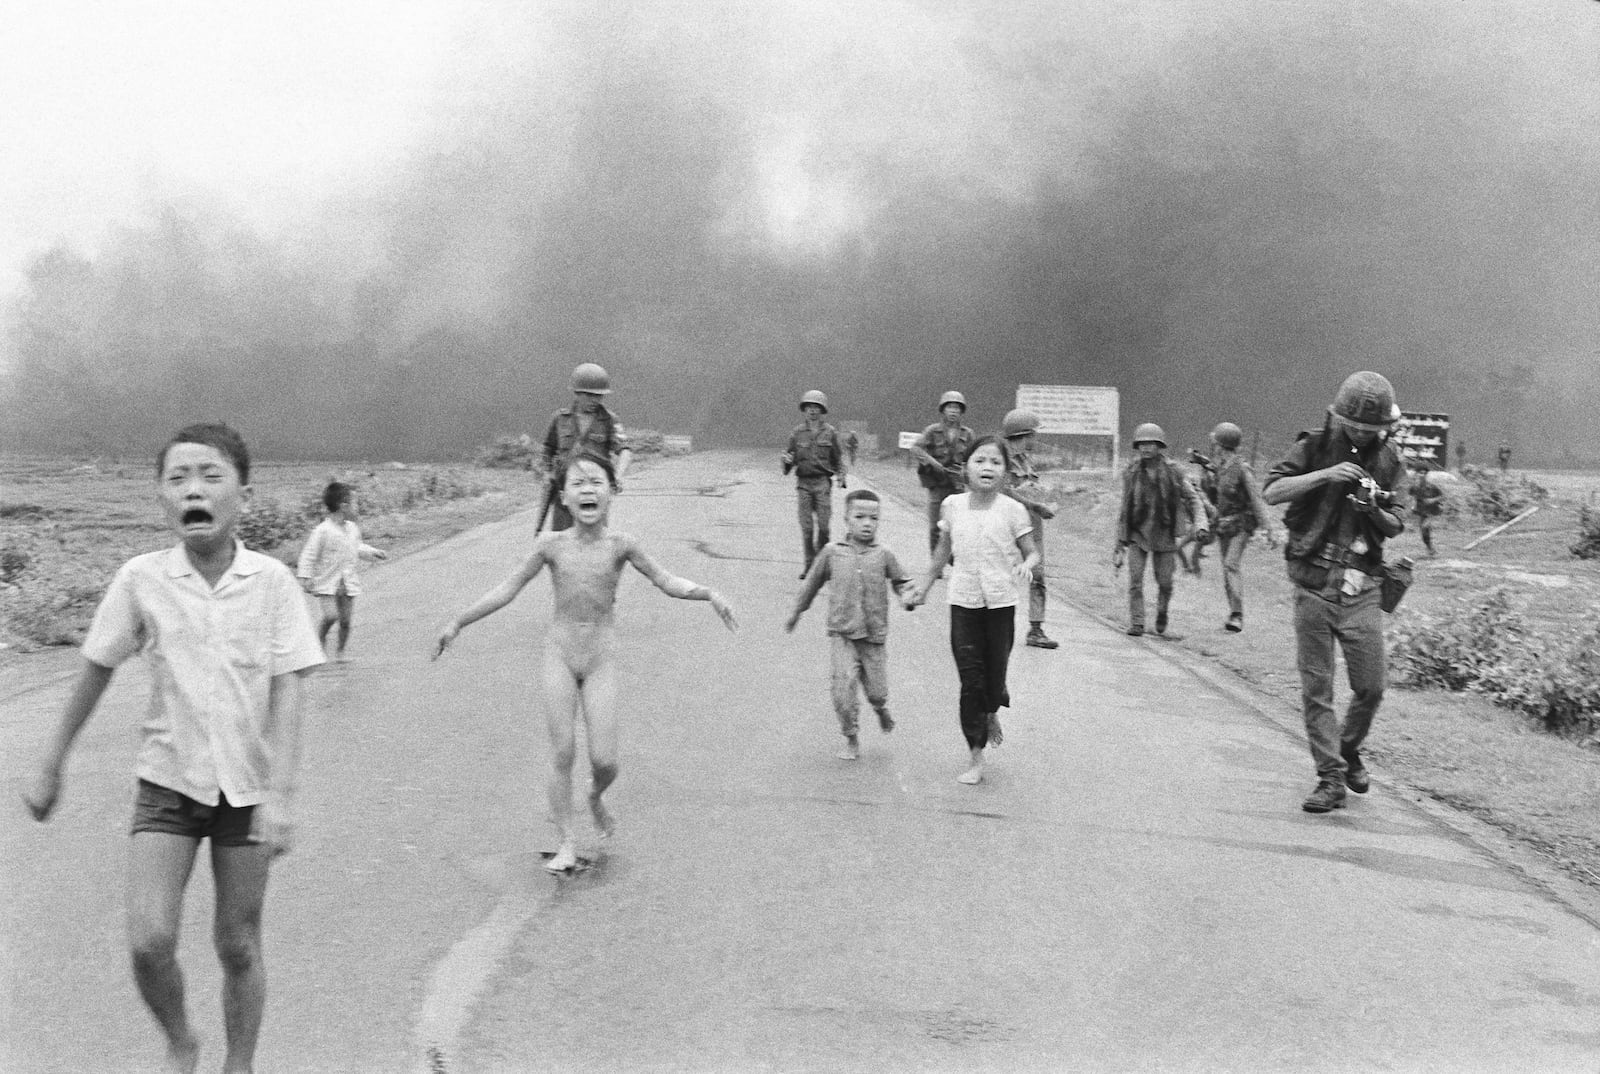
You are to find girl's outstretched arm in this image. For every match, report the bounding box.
[624,539,738,631]
[434,542,550,658]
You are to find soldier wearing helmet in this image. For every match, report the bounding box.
[1201,421,1281,633]
[539,363,632,531]
[908,391,975,557]
[782,390,846,576]
[1263,371,1406,815]
[999,408,1060,649]
[1113,422,1210,638]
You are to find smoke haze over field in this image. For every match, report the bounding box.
[5,1,1599,463]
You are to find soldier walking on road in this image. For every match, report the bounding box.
[1114,423,1209,637]
[1409,466,1443,556]
[909,391,974,558]
[1263,371,1406,814]
[782,390,846,577]
[1205,422,1281,633]
[1497,440,1512,473]
[1001,408,1060,649]
[539,363,632,532]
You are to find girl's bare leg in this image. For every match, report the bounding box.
[211,842,272,1074]
[957,747,985,785]
[128,833,203,1074]
[542,649,582,871]
[580,660,620,838]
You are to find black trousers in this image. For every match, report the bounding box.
[950,604,1015,749]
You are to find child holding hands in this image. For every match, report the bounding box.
[785,489,914,760]
[908,437,1040,785]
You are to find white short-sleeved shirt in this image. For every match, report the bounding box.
[297,518,379,596]
[82,544,325,806]
[941,493,1034,609]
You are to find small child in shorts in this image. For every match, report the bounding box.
[24,422,324,1074]
[297,480,388,662]
[434,453,737,872]
[785,489,914,760]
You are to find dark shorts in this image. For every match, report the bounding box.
[131,779,256,846]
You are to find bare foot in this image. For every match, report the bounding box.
[546,842,578,872]
[589,793,615,839]
[987,713,1003,747]
[836,737,860,761]
[877,709,895,733]
[165,1034,201,1074]
[956,764,984,785]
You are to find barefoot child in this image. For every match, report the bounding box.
[784,489,914,760]
[433,454,737,872]
[907,437,1040,785]
[297,480,389,662]
[24,423,324,1074]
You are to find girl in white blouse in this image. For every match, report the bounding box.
[908,437,1040,784]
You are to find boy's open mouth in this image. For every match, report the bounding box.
[181,508,214,526]
[575,495,599,509]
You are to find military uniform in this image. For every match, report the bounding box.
[913,421,973,554]
[541,404,627,531]
[785,421,843,574]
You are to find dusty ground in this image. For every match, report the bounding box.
[857,454,1600,891]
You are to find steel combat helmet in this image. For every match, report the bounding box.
[1132,422,1167,447]
[1210,422,1243,450]
[1001,408,1040,438]
[1328,371,1397,432]
[939,390,968,412]
[799,389,829,413]
[570,362,612,395]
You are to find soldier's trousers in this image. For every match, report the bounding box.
[796,478,832,571]
[1126,544,1176,629]
[1293,584,1385,782]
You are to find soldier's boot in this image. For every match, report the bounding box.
[1025,623,1059,649]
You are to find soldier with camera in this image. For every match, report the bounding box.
[1263,372,1407,814]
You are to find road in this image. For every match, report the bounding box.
[5,450,1600,1073]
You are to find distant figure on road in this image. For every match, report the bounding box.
[434,454,737,873]
[540,362,632,532]
[1497,440,1512,473]
[1263,371,1406,814]
[1001,408,1060,649]
[1203,422,1280,633]
[908,437,1041,786]
[844,428,860,466]
[1455,440,1466,471]
[909,390,974,557]
[1409,466,1444,557]
[25,422,324,1074]
[1113,423,1209,638]
[297,480,388,662]
[785,489,914,760]
[782,390,846,577]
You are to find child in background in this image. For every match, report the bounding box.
[908,437,1040,785]
[785,489,914,761]
[25,422,324,1074]
[298,480,388,662]
[434,455,738,872]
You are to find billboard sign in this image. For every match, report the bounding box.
[1015,385,1120,437]
[1394,412,1449,470]
[898,431,920,450]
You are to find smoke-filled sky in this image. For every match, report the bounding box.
[5,1,1600,461]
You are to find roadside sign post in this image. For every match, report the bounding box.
[1394,412,1450,470]
[1015,384,1121,470]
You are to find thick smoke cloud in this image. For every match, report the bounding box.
[6,2,1598,463]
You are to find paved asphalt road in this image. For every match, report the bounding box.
[5,450,1600,1073]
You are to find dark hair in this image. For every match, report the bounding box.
[157,423,250,484]
[561,451,617,489]
[964,435,1011,470]
[323,481,352,512]
[844,488,880,508]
